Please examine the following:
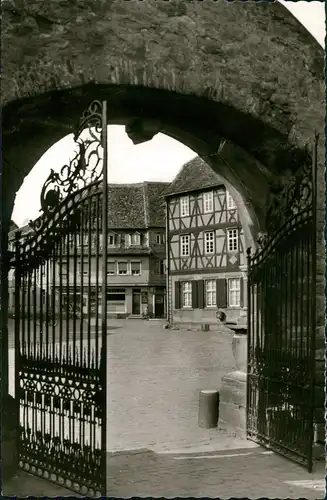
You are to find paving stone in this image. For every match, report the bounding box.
[5,319,325,498]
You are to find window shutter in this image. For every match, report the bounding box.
[175,281,181,309]
[240,277,244,307]
[192,281,198,309]
[197,280,204,309]
[216,279,227,308]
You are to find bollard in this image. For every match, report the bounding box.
[198,390,219,429]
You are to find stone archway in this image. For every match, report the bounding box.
[2,0,324,209]
[1,0,325,486]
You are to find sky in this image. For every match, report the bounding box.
[12,1,326,227]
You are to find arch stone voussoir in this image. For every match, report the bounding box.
[2,0,324,239]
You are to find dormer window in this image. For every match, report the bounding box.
[131,233,141,246]
[203,191,213,213]
[156,232,165,245]
[125,234,131,247]
[180,196,189,217]
[108,233,115,246]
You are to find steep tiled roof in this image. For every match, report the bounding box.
[163,157,225,197]
[144,182,169,227]
[107,181,169,229]
[8,221,34,241]
[9,182,169,238]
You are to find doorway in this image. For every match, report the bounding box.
[154,291,165,318]
[132,289,141,315]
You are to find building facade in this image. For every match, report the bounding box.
[164,158,246,329]
[8,182,169,319]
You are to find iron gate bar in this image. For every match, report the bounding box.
[308,132,318,472]
[100,100,108,484]
[12,100,109,496]
[246,133,318,472]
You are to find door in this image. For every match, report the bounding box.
[11,100,109,496]
[132,289,141,315]
[154,292,165,318]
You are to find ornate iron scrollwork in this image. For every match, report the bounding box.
[30,101,104,232]
[254,139,315,252]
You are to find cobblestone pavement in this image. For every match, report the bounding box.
[106,447,325,499]
[105,319,240,452]
[9,318,240,452]
[4,448,325,498]
[5,319,325,498]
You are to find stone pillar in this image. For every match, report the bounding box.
[219,326,247,437]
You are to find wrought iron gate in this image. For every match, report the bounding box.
[246,134,318,472]
[11,101,108,495]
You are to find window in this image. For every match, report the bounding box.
[204,231,215,254]
[107,261,115,275]
[131,233,140,246]
[155,233,165,245]
[227,191,236,210]
[125,234,131,247]
[108,234,115,246]
[180,234,190,256]
[107,288,126,313]
[131,261,141,275]
[143,232,149,246]
[118,261,128,275]
[227,228,238,252]
[79,260,88,276]
[155,259,165,275]
[206,280,216,307]
[228,278,241,307]
[60,263,68,279]
[182,282,192,307]
[180,196,189,217]
[203,191,213,213]
[107,288,125,301]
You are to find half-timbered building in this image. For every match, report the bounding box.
[164,157,246,328]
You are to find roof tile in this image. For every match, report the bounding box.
[163,156,225,197]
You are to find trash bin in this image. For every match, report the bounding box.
[198,390,219,429]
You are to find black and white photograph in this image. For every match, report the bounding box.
[1,0,325,497]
